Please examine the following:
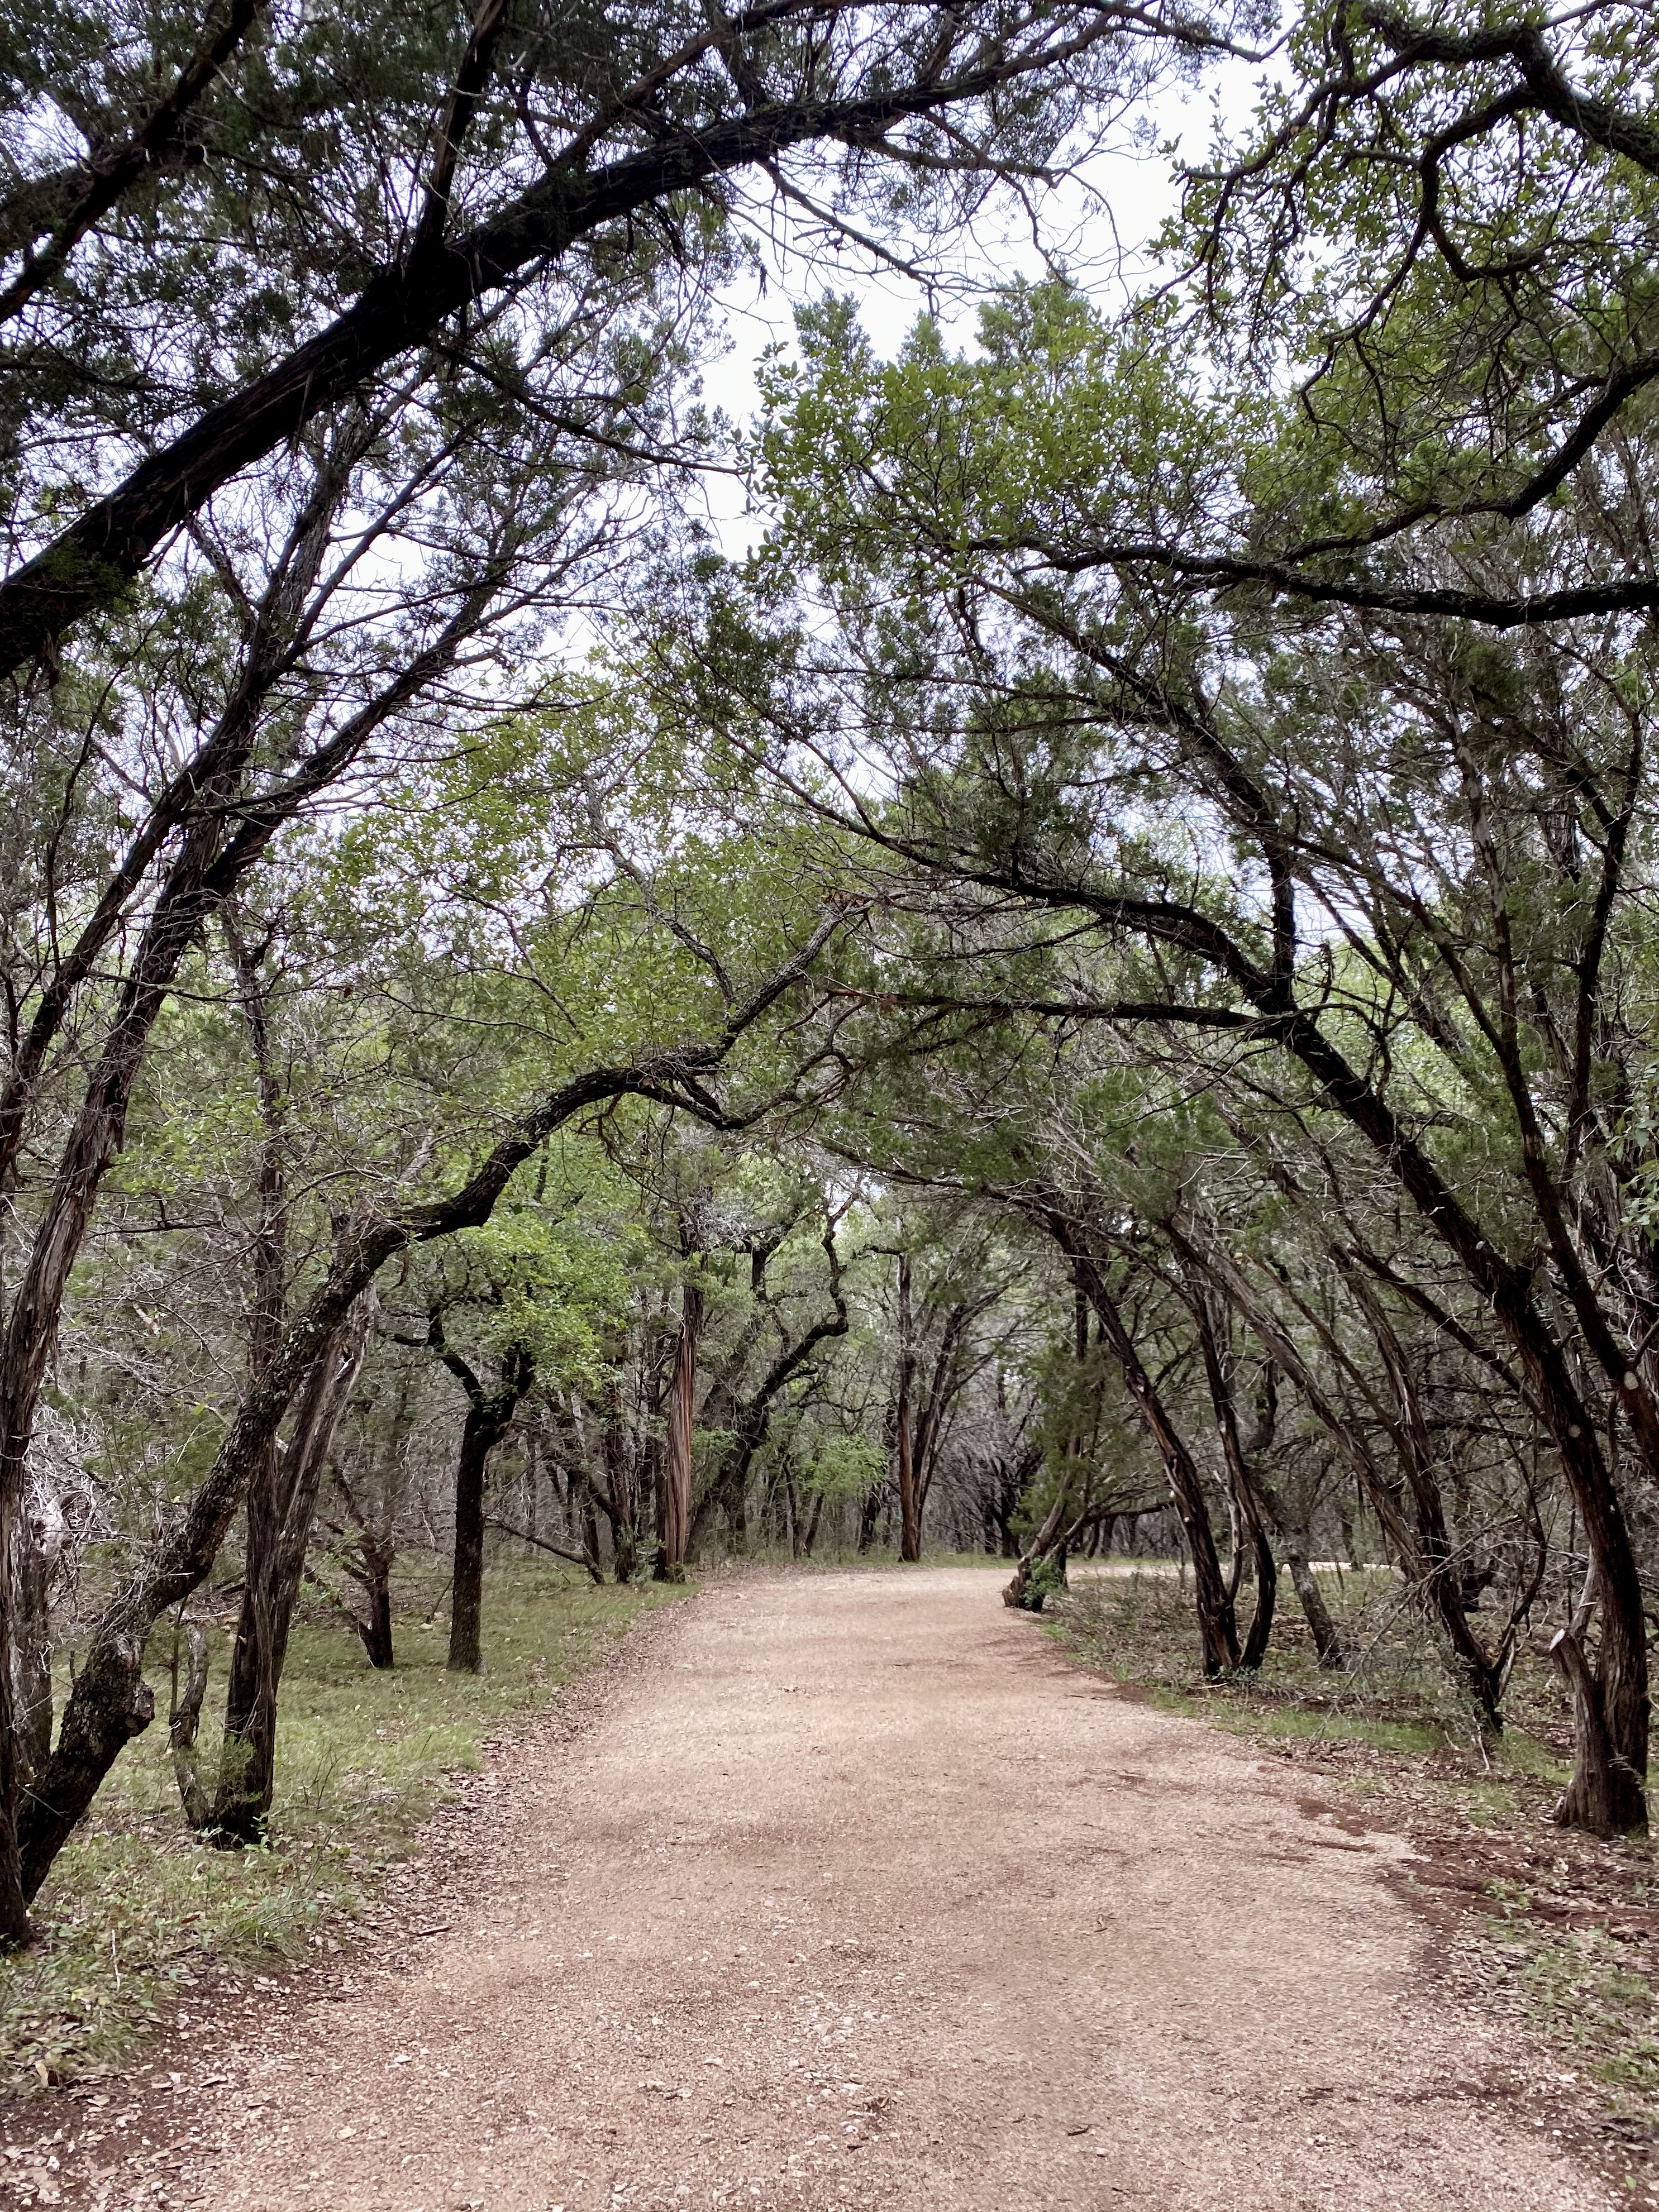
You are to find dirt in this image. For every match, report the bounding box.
[1,1566,1627,2211]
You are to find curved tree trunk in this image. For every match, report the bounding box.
[211,1298,371,1842]
[1041,1218,1239,1675]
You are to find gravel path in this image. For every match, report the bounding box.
[64,1568,1612,2210]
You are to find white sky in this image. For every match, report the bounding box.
[691,62,1259,555]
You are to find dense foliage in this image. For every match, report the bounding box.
[3,0,1659,1997]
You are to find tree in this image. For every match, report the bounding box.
[706,275,1659,1823]
[210,1293,373,1841]
[13,910,841,1910]
[411,1208,626,1668]
[0,285,688,1926]
[0,0,1243,677]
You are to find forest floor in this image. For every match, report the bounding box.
[0,1566,690,2089]
[1053,1563,1659,2149]
[0,1564,1629,2212]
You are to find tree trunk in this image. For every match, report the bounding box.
[895,1400,922,1560]
[801,1487,826,1559]
[856,1482,883,1554]
[1189,1297,1277,1672]
[1003,1487,1071,1612]
[1236,1525,1277,1671]
[169,1619,212,1829]
[212,1297,370,1842]
[431,1324,534,1676]
[593,1406,638,1583]
[1050,1231,1239,1675]
[574,1474,605,1587]
[447,1407,495,1674]
[612,1513,638,1585]
[1552,1625,1622,1835]
[895,1255,922,1563]
[1284,1542,1346,1668]
[656,1281,703,1583]
[356,1553,395,1670]
[10,1483,59,1788]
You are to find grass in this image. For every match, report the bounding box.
[1,1559,687,2089]
[1052,1561,1514,1748]
[1514,1933,1659,2110]
[1047,1559,1659,2157]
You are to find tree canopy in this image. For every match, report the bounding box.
[4,0,1659,1987]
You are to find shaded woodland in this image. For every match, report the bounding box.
[3,0,1659,1978]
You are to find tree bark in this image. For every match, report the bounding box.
[1552,1624,1623,1835]
[657,1280,703,1583]
[1284,1543,1346,1667]
[594,1406,640,1584]
[9,1484,58,1789]
[1041,1217,1240,1675]
[447,1408,493,1675]
[1003,1487,1072,1611]
[356,1559,395,1671]
[211,1296,371,1842]
[444,1343,533,1675]
[330,1404,407,1670]
[169,1619,212,1830]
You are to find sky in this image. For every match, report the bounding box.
[690,61,1260,555]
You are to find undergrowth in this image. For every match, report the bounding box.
[1052,1561,1538,1754]
[1,1560,684,2087]
[1515,1932,1659,2110]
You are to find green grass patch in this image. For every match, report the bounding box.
[1138,1683,1450,1758]
[1048,1563,1485,1748]
[2,1561,685,2088]
[1510,1926,1659,2110]
[1049,1565,1582,1783]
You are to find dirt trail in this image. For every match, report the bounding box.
[60,1569,1612,2210]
